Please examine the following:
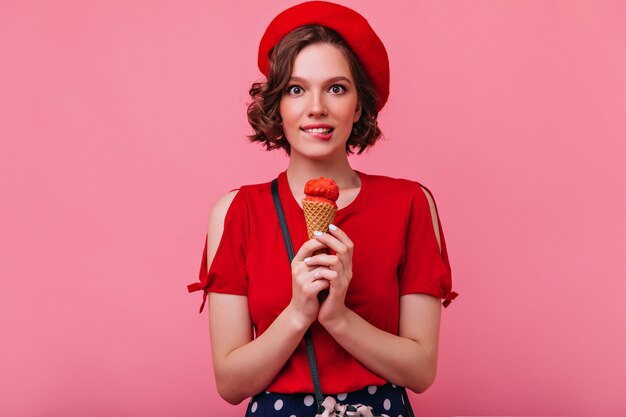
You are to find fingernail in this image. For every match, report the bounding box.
[313,231,323,236]
[329,224,337,231]
[304,257,311,263]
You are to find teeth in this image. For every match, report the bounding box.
[304,128,332,134]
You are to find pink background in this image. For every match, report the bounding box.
[1,1,625,416]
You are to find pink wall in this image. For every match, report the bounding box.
[1,1,624,416]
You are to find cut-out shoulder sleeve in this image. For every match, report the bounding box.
[398,184,458,307]
[187,188,249,313]
[420,185,442,253]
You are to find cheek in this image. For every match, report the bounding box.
[279,102,297,125]
[337,101,359,122]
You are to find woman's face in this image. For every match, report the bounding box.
[279,43,361,160]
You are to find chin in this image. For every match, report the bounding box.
[294,147,344,161]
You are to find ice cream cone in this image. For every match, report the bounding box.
[302,177,340,257]
[303,199,337,239]
[303,199,337,256]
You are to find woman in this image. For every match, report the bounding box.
[188,2,457,416]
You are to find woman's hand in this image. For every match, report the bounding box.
[307,224,354,327]
[289,237,332,328]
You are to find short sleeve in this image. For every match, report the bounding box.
[398,184,458,307]
[187,188,249,313]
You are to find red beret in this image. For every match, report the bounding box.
[258,1,390,112]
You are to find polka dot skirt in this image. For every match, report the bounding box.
[244,383,410,417]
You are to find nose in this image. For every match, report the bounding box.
[307,90,328,117]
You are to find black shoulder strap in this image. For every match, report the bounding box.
[271,178,295,262]
[271,179,325,411]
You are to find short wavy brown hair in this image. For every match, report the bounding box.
[247,25,383,155]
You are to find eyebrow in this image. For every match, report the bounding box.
[288,76,353,85]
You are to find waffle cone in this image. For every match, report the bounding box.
[303,199,337,238]
[303,199,336,298]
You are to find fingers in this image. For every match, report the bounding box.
[304,253,342,272]
[312,225,354,268]
[314,225,353,255]
[293,225,352,263]
[296,270,330,301]
[310,266,339,282]
[308,276,330,294]
[292,225,352,288]
[293,238,330,263]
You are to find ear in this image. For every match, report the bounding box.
[353,101,362,123]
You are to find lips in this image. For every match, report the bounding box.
[303,127,332,134]
[301,124,334,141]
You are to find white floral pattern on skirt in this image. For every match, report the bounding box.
[245,383,409,417]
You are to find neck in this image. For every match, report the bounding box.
[285,153,360,193]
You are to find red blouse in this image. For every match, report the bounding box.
[188,170,457,394]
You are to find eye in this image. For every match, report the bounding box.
[286,85,303,95]
[329,84,347,94]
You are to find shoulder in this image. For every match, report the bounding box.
[419,185,441,251]
[209,176,274,220]
[208,190,242,251]
[211,190,240,220]
[206,189,246,270]
[363,172,438,202]
[208,175,277,227]
[419,184,438,212]
[362,171,417,191]
[363,172,443,249]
